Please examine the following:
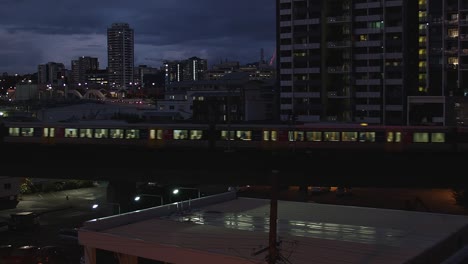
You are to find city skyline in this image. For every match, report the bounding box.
[0,0,275,75]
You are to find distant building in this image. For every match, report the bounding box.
[86,70,109,89]
[204,61,274,81]
[184,57,208,81]
[157,72,275,122]
[134,65,160,88]
[71,56,99,85]
[107,23,134,89]
[164,57,208,85]
[14,84,38,101]
[37,62,66,86]
[164,60,184,85]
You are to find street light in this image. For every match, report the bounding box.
[134,194,164,205]
[92,202,121,214]
[172,187,201,199]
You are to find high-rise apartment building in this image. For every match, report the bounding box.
[277,0,468,126]
[71,56,99,85]
[107,23,134,89]
[411,0,468,125]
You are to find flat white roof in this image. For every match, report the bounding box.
[79,193,468,264]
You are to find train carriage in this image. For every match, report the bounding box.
[0,120,460,153]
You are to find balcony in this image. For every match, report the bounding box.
[327,16,351,23]
[327,41,351,48]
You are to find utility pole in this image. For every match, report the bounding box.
[251,169,280,263]
[268,169,279,264]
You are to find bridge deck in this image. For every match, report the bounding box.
[2,142,467,187]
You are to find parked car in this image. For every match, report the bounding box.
[310,186,331,194]
[2,245,38,264]
[0,245,13,264]
[58,228,79,245]
[34,246,70,264]
[7,212,40,231]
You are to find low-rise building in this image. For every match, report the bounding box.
[79,191,468,264]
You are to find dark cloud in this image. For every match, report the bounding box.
[0,0,275,74]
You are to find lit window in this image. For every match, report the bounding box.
[125,129,139,139]
[190,130,203,140]
[21,128,34,137]
[80,129,93,138]
[413,132,429,143]
[94,129,108,139]
[306,131,322,141]
[237,131,252,141]
[342,132,357,142]
[431,133,445,143]
[110,129,124,139]
[324,132,340,142]
[43,128,55,138]
[65,128,78,138]
[173,130,188,140]
[9,128,20,136]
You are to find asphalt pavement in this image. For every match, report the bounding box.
[0,185,108,264]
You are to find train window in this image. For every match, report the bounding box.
[324,132,340,142]
[80,129,93,138]
[126,129,140,139]
[413,132,429,143]
[43,128,55,138]
[9,128,20,136]
[342,132,358,142]
[94,129,108,139]
[271,131,278,141]
[110,129,124,139]
[263,131,278,141]
[157,130,163,140]
[221,130,235,140]
[431,133,445,143]
[150,129,164,140]
[288,131,304,141]
[359,132,375,142]
[20,128,34,137]
[306,132,322,141]
[65,128,78,138]
[173,130,188,140]
[387,132,402,142]
[237,131,252,140]
[190,130,203,140]
[395,132,401,142]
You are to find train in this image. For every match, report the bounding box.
[0,120,465,152]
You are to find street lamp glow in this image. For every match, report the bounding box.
[172,187,200,198]
[92,202,120,214]
[134,194,164,205]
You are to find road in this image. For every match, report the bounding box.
[0,184,108,263]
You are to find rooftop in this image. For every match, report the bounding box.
[79,192,468,264]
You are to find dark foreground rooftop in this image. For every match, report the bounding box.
[79,192,468,264]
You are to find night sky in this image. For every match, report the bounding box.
[0,0,275,74]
